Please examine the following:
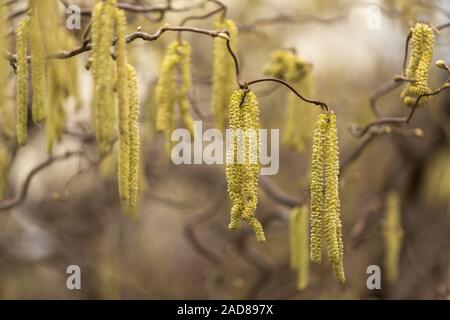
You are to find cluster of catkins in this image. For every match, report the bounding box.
[226,89,265,242]
[91,0,141,208]
[155,40,194,155]
[15,0,79,152]
[384,191,403,284]
[310,112,345,283]
[264,49,318,154]
[401,23,435,107]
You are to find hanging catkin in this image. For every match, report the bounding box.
[155,41,195,154]
[384,191,403,283]
[91,0,117,155]
[226,89,265,242]
[126,64,140,208]
[401,23,435,107]
[310,112,345,283]
[0,142,11,199]
[15,17,30,146]
[29,0,47,123]
[115,8,130,201]
[264,50,318,153]
[212,19,238,131]
[289,206,310,290]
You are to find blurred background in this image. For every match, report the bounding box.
[1,0,450,299]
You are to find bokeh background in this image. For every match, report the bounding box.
[1,0,450,299]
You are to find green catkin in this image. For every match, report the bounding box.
[289,206,309,290]
[91,0,116,155]
[309,112,345,283]
[155,41,195,154]
[15,17,30,146]
[226,89,265,242]
[310,113,327,263]
[29,0,47,123]
[401,23,435,107]
[126,64,140,208]
[177,41,194,136]
[115,8,130,201]
[384,191,403,283]
[212,19,238,131]
[46,62,66,154]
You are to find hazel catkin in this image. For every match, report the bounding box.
[401,23,435,107]
[226,89,265,243]
[290,206,310,290]
[212,19,238,131]
[384,191,403,283]
[15,17,30,146]
[309,112,345,283]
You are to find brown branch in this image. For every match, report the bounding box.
[0,150,86,211]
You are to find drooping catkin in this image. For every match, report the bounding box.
[212,19,238,131]
[226,89,265,242]
[155,41,195,154]
[126,64,140,208]
[400,23,435,107]
[15,17,30,146]
[309,112,345,283]
[46,62,66,154]
[29,0,47,123]
[177,41,194,137]
[115,8,130,201]
[289,206,310,290]
[264,50,318,153]
[310,113,327,264]
[91,0,117,155]
[384,191,403,283]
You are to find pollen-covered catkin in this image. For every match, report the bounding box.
[126,64,140,208]
[401,23,435,107]
[289,206,309,290]
[0,142,11,199]
[310,113,327,263]
[91,0,117,155]
[226,89,265,242]
[15,17,30,146]
[177,41,194,137]
[212,19,238,131]
[384,191,403,283]
[29,0,47,123]
[309,112,345,284]
[115,8,130,201]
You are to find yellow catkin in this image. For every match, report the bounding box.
[0,142,11,199]
[126,64,140,208]
[91,0,116,155]
[15,17,30,146]
[212,19,238,131]
[46,62,66,154]
[309,112,345,283]
[310,113,327,263]
[323,113,345,283]
[226,89,265,242]
[177,41,195,137]
[115,8,129,201]
[264,50,318,153]
[401,23,435,107]
[155,41,179,154]
[29,0,47,123]
[384,191,403,283]
[290,206,309,290]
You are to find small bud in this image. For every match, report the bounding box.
[435,59,447,69]
[414,128,424,137]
